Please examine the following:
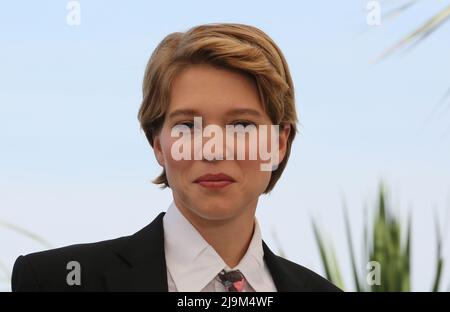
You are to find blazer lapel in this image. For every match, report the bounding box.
[104,212,308,291]
[262,241,308,291]
[105,212,168,291]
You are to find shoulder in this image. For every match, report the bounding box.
[12,213,166,292]
[12,235,130,291]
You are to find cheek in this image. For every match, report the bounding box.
[241,129,276,192]
[160,133,193,182]
[239,127,278,172]
[239,159,272,193]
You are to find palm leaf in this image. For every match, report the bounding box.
[312,220,334,282]
[383,0,419,23]
[313,183,445,292]
[402,214,412,291]
[372,4,450,62]
[0,219,52,249]
[328,244,345,289]
[431,210,444,291]
[343,203,362,291]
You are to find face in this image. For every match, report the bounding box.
[153,63,290,225]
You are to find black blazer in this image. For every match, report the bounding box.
[12,212,341,292]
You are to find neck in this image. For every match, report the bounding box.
[174,198,257,268]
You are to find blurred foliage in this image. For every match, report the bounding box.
[373,1,450,111]
[374,0,450,62]
[312,183,446,291]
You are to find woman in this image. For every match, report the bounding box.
[12,23,341,292]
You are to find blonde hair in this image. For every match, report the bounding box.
[137,23,298,193]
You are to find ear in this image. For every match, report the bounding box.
[277,123,291,164]
[152,133,165,167]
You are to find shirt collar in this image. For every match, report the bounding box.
[163,201,269,291]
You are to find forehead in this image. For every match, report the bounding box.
[168,64,265,115]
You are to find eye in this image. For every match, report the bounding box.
[232,120,256,128]
[174,121,194,129]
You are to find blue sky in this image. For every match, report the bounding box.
[1,0,450,291]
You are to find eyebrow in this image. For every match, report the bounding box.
[167,108,262,119]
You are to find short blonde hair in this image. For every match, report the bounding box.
[138,23,298,193]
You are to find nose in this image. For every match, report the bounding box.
[192,124,234,161]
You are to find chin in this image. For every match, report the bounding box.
[192,202,240,221]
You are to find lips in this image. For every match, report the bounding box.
[194,173,235,189]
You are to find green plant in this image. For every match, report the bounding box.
[312,183,446,291]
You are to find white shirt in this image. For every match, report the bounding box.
[163,201,277,292]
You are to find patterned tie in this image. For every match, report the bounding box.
[217,269,246,292]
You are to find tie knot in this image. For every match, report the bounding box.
[218,269,245,292]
